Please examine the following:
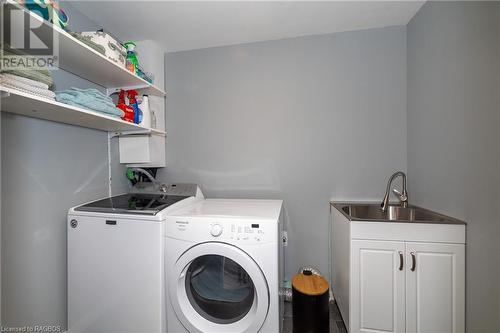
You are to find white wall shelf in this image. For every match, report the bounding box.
[4,0,166,97]
[0,87,166,134]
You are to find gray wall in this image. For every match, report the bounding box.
[1,2,127,329]
[498,10,500,324]
[496,4,500,325]
[407,2,500,331]
[162,26,407,278]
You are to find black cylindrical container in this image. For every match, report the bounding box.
[292,270,329,333]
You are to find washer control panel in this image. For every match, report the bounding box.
[167,217,277,245]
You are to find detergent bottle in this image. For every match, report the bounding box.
[117,89,134,123]
[140,95,151,128]
[127,90,142,124]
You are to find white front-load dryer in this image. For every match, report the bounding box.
[165,199,284,333]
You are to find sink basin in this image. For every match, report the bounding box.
[334,203,465,224]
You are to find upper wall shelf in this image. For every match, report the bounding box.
[4,1,166,97]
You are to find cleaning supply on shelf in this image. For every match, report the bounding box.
[123,41,139,74]
[139,95,151,128]
[127,90,142,124]
[136,66,154,84]
[56,88,124,118]
[0,73,56,100]
[116,89,135,123]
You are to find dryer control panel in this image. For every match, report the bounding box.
[226,222,266,243]
[166,217,278,245]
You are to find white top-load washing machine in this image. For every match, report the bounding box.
[67,183,203,333]
[165,199,284,333]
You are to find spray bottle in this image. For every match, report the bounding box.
[127,90,142,124]
[123,41,138,74]
[117,89,134,123]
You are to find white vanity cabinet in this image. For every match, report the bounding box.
[330,203,465,333]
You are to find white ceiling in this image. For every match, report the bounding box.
[70,1,424,53]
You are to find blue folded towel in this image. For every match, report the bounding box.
[56,88,124,118]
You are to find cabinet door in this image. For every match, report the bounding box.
[351,240,406,333]
[406,242,465,333]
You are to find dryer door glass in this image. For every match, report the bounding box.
[185,254,255,324]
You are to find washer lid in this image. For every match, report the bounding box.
[75,193,189,215]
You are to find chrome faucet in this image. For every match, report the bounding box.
[381,171,408,212]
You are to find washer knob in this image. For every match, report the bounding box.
[210,224,223,237]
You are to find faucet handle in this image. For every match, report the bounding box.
[392,188,408,202]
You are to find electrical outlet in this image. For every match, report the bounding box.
[282,231,288,247]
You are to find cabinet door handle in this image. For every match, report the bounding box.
[410,252,416,271]
[398,251,404,271]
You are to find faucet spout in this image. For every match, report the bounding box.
[381,171,408,212]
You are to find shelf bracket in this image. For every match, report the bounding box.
[106,84,165,97]
[108,129,165,138]
[106,85,151,96]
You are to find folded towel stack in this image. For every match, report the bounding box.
[56,88,124,118]
[2,68,53,87]
[0,73,56,100]
[1,42,54,87]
